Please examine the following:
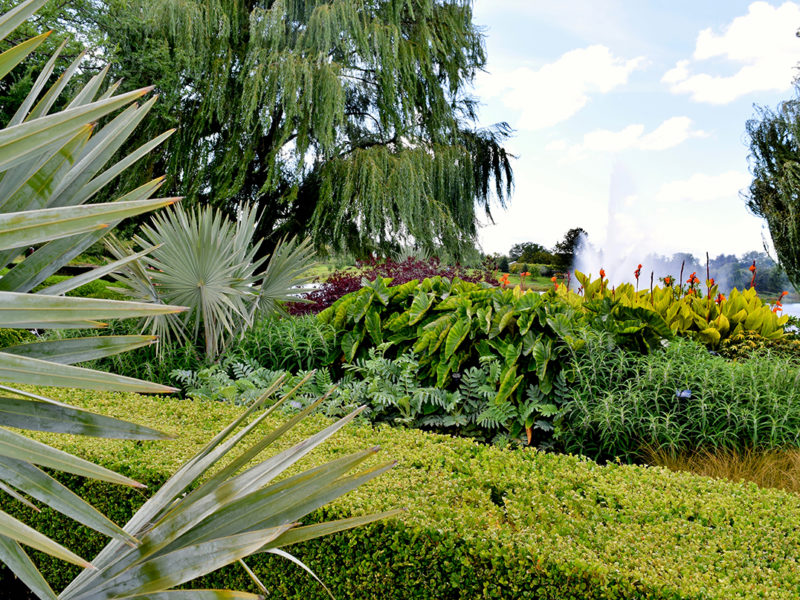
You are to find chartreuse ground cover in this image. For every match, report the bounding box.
[9,387,800,600]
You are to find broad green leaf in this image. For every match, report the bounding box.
[2,335,157,365]
[0,31,49,79]
[0,197,179,252]
[444,317,469,359]
[496,365,523,404]
[0,292,183,328]
[0,352,177,393]
[0,508,90,568]
[407,291,433,325]
[0,535,58,600]
[0,457,138,543]
[364,307,382,344]
[0,427,144,487]
[0,396,173,439]
[0,87,153,173]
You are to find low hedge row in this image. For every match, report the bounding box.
[5,388,800,599]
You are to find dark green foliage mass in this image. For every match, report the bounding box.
[84,0,514,257]
[745,89,800,292]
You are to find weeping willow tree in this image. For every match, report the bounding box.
[745,90,800,292]
[87,0,513,257]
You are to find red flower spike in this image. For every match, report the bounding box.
[599,268,606,279]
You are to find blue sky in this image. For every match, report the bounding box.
[472,1,800,264]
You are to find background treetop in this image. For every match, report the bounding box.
[84,0,514,258]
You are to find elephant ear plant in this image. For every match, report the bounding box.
[0,2,397,598]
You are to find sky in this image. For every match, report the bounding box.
[471,0,800,265]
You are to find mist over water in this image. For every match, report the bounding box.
[573,163,730,291]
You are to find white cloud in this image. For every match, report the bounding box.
[551,117,707,158]
[478,45,645,130]
[662,1,800,104]
[654,171,751,204]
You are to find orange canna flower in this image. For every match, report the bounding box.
[599,268,606,279]
[749,263,756,272]
[664,276,672,285]
[781,291,789,298]
[716,293,725,304]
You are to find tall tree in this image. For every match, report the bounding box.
[85,0,513,257]
[552,227,587,269]
[745,90,800,291]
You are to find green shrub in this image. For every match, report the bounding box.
[11,388,800,599]
[35,274,127,300]
[52,318,203,387]
[235,314,339,371]
[320,277,669,444]
[561,334,800,461]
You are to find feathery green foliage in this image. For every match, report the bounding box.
[562,334,800,461]
[87,0,513,257]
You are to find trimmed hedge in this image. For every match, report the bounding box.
[6,389,800,599]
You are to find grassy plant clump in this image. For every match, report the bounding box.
[645,446,800,494]
[561,334,800,461]
[234,314,339,371]
[12,388,800,599]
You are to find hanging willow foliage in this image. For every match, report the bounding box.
[87,0,513,256]
[745,92,800,292]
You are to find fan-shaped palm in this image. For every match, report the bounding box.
[108,203,315,359]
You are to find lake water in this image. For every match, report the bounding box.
[783,303,800,318]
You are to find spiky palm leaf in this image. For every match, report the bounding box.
[0,3,395,598]
[107,204,316,359]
